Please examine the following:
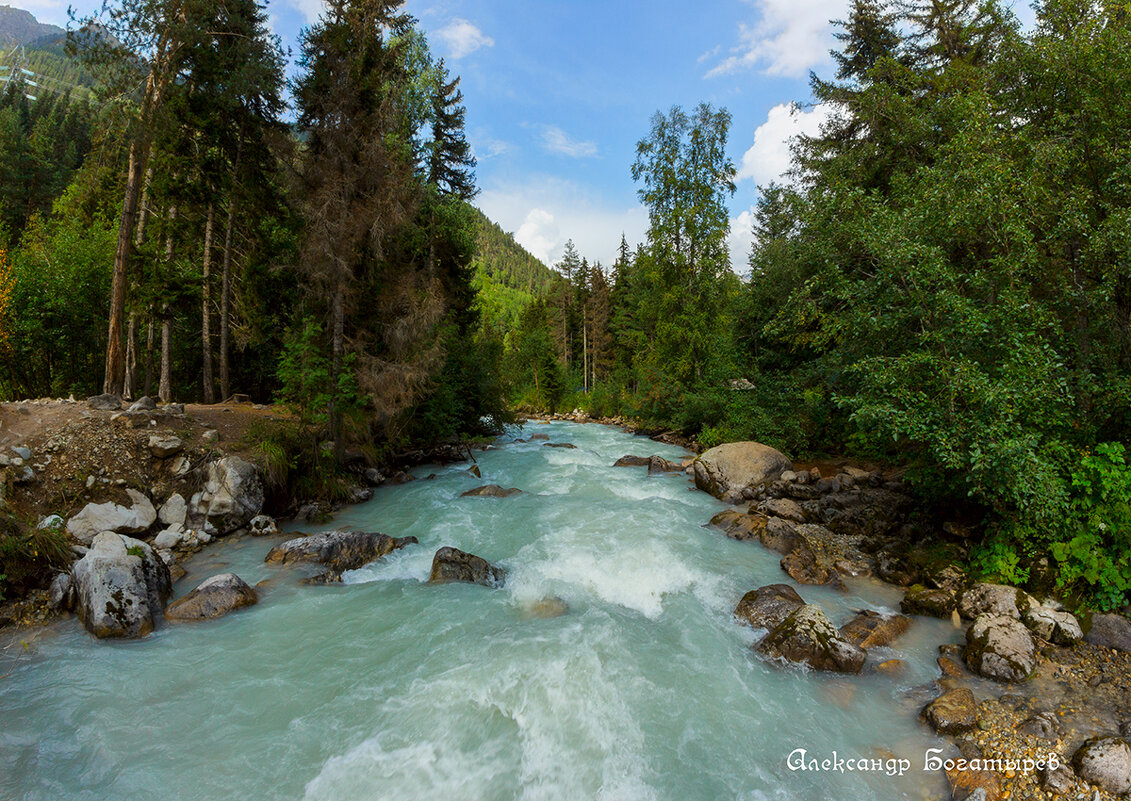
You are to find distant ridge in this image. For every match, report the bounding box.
[0,5,64,47]
[471,206,558,295]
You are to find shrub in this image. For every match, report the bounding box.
[0,517,71,600]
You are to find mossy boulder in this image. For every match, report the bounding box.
[734,584,805,631]
[964,613,1038,682]
[757,604,866,673]
[923,687,978,735]
[900,584,957,618]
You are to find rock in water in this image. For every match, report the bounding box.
[613,455,650,467]
[1073,738,1131,795]
[922,688,978,734]
[693,441,792,501]
[839,610,912,648]
[265,530,417,573]
[964,613,1038,682]
[900,585,957,618]
[756,604,866,673]
[733,584,805,631]
[165,573,258,622]
[647,455,682,474]
[428,546,506,587]
[72,532,172,638]
[460,484,522,498]
[194,456,264,534]
[66,489,157,544]
[708,510,768,542]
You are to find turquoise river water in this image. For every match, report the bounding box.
[0,420,959,800]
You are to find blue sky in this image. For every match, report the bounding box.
[16,0,1036,271]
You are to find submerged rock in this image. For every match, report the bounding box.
[72,532,172,638]
[693,442,792,501]
[733,584,804,631]
[543,442,577,449]
[1073,737,1131,795]
[613,455,650,467]
[647,455,682,474]
[923,687,978,735]
[265,530,418,573]
[839,610,911,648]
[66,489,157,544]
[428,546,506,587]
[756,604,866,674]
[164,573,258,622]
[521,596,569,619]
[461,484,522,498]
[964,613,1038,682]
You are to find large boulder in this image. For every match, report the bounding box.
[265,530,417,573]
[964,613,1038,682]
[192,456,264,534]
[1021,604,1082,646]
[461,484,522,498]
[428,546,506,587]
[958,583,1035,620]
[756,604,866,673]
[71,532,172,638]
[839,610,912,649]
[1073,738,1131,795]
[1085,612,1131,653]
[923,687,978,735]
[613,455,650,467]
[66,489,157,544]
[901,585,957,618]
[147,434,184,459]
[780,525,842,586]
[86,393,121,411]
[165,573,258,622]
[647,456,682,474]
[733,584,805,631]
[693,442,792,501]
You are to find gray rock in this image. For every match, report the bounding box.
[48,572,74,611]
[348,486,373,504]
[11,446,30,460]
[693,442,792,500]
[756,604,866,673]
[647,455,682,474]
[733,584,805,631]
[461,484,522,498]
[1021,604,1082,646]
[158,493,187,527]
[758,497,806,523]
[11,465,35,483]
[164,573,257,622]
[168,455,191,478]
[36,513,63,530]
[201,429,220,443]
[66,489,158,544]
[192,456,264,534]
[265,530,417,573]
[86,393,121,411]
[1073,738,1131,795]
[760,516,799,554]
[901,585,958,618]
[429,546,506,587]
[152,526,186,550]
[613,455,650,467]
[1085,613,1131,653]
[248,514,278,536]
[923,687,978,734]
[128,396,156,412]
[147,434,184,459]
[543,442,576,449]
[1040,763,1076,794]
[1017,712,1063,741]
[72,532,172,638]
[958,583,1035,620]
[964,613,1038,682]
[839,610,912,648]
[363,468,386,486]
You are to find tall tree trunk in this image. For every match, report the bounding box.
[144,318,154,398]
[219,198,235,401]
[123,313,138,400]
[328,277,345,463]
[201,203,216,404]
[159,204,178,404]
[582,310,588,393]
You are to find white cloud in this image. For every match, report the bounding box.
[478,177,646,268]
[728,208,757,277]
[472,135,513,160]
[7,0,68,26]
[541,126,598,159]
[706,0,847,78]
[737,102,832,186]
[281,0,324,24]
[436,18,494,59]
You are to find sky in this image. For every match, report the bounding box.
[15,0,1037,272]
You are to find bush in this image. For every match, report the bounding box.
[0,517,71,601]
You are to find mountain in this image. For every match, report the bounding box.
[0,5,64,47]
[471,207,558,295]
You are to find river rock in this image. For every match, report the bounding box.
[756,604,866,673]
[66,489,158,544]
[522,596,569,619]
[647,456,682,474]
[529,433,549,441]
[708,510,767,542]
[964,613,1038,682]
[779,526,841,586]
[901,585,957,618]
[147,434,184,458]
[1016,711,1063,741]
[923,687,978,734]
[760,516,800,554]
[159,493,187,527]
[613,455,650,467]
[1072,737,1131,794]
[1041,763,1076,794]
[839,610,911,648]
[733,584,805,631]
[193,456,264,534]
[461,484,522,498]
[248,514,278,536]
[265,530,417,573]
[543,442,577,449]
[72,532,172,638]
[758,497,806,523]
[428,546,506,587]
[48,572,74,611]
[1021,604,1082,645]
[467,465,481,478]
[87,393,121,411]
[693,442,792,500]
[164,573,258,622]
[1084,613,1131,653]
[958,583,1035,620]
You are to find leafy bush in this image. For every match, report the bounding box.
[0,517,71,600]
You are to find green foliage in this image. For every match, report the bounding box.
[276,317,359,428]
[0,516,70,599]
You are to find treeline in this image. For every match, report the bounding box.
[505,0,1131,610]
[0,0,508,470]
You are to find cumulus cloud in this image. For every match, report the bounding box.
[705,0,847,78]
[281,0,324,24]
[541,126,598,159]
[437,18,494,59]
[9,0,69,26]
[514,209,561,265]
[737,102,832,186]
[728,208,757,277]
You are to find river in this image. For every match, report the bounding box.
[0,420,956,800]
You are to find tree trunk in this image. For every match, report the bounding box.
[144,318,154,397]
[328,277,345,463]
[123,313,138,400]
[201,203,216,404]
[219,198,235,401]
[160,309,172,403]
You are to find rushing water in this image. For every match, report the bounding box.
[1,421,959,801]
